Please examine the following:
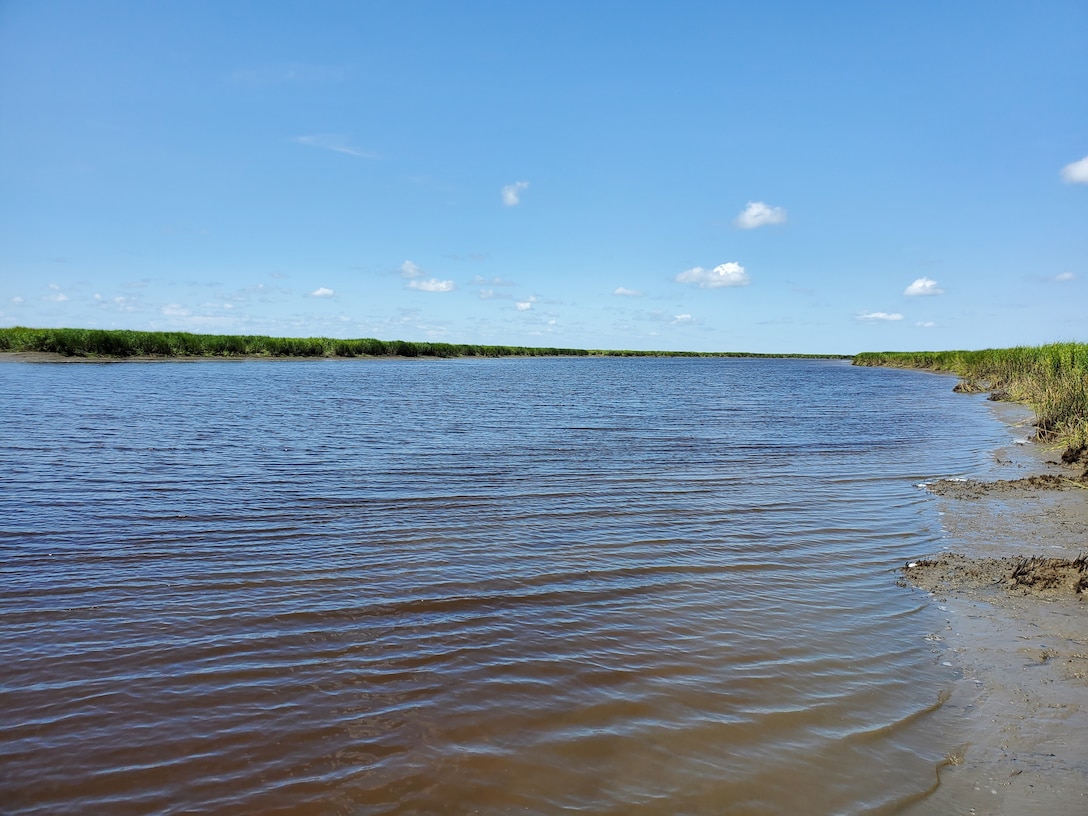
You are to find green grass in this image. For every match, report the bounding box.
[0,326,849,361]
[854,344,1088,465]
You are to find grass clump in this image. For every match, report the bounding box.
[854,344,1088,467]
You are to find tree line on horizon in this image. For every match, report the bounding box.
[0,326,847,361]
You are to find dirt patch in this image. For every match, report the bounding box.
[924,474,1080,499]
[896,400,1088,813]
[901,553,1088,598]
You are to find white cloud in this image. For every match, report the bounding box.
[1060,155,1088,184]
[614,287,642,296]
[916,321,936,328]
[858,311,903,322]
[502,181,529,206]
[400,260,423,278]
[1055,272,1076,282]
[675,262,750,288]
[903,277,944,296]
[11,296,24,304]
[162,304,190,316]
[41,283,69,302]
[673,314,693,324]
[294,134,377,159]
[408,278,454,292]
[515,301,532,311]
[472,275,514,286]
[310,287,335,297]
[734,201,787,229]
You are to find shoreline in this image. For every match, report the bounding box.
[901,400,1088,813]
[0,350,854,366]
[0,328,851,361]
[0,351,442,364]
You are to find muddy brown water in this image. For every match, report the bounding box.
[0,357,1023,814]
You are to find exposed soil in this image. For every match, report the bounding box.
[897,405,1088,814]
[923,474,1082,499]
[901,553,1088,598]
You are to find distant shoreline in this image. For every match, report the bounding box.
[0,326,850,361]
[0,326,851,361]
[0,350,852,364]
[0,351,454,364]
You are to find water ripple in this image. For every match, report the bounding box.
[0,358,1010,814]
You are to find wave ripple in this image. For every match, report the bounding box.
[0,358,1008,814]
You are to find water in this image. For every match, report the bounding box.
[0,357,1009,814]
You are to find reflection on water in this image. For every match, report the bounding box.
[0,358,1008,814]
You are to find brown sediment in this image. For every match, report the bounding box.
[897,412,1088,813]
[923,474,1083,499]
[901,553,1088,598]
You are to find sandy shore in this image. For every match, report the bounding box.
[900,402,1088,814]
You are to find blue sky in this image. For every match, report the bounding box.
[1,1,1085,354]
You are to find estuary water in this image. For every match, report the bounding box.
[0,357,1011,815]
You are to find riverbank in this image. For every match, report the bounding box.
[0,348,851,365]
[854,344,1088,474]
[900,401,1088,814]
[0,326,849,361]
[0,351,424,364]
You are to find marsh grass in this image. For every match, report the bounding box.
[0,326,849,362]
[0,327,595,359]
[854,344,1088,463]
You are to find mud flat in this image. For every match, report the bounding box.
[899,403,1088,814]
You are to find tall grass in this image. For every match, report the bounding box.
[0,326,850,361]
[854,343,1088,464]
[0,327,601,359]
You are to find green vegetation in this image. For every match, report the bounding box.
[0,326,585,358]
[854,344,1088,465]
[0,326,849,361]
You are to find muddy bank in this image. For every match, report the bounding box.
[898,406,1088,814]
[902,553,1088,598]
[923,474,1084,499]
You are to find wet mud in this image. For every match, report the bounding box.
[924,473,1082,500]
[897,411,1088,814]
[903,553,1088,598]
